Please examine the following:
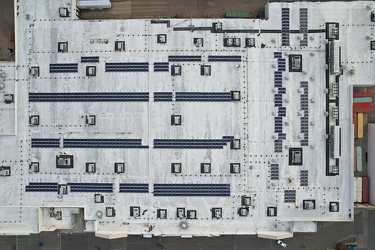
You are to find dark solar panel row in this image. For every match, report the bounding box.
[119,183,149,193]
[63,138,147,148]
[81,56,99,63]
[275,71,282,87]
[68,183,113,193]
[300,170,308,186]
[274,140,282,153]
[284,190,296,203]
[154,62,169,72]
[270,164,279,180]
[50,63,78,73]
[300,81,309,146]
[208,55,242,62]
[154,92,173,102]
[300,8,308,46]
[31,138,60,148]
[168,55,201,62]
[278,59,286,71]
[274,52,282,58]
[281,8,290,46]
[278,88,286,94]
[105,62,149,72]
[154,183,230,196]
[29,92,149,102]
[153,137,233,149]
[175,92,232,102]
[278,133,286,140]
[25,182,58,192]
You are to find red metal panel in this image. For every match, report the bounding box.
[362,177,369,203]
[353,102,372,109]
[353,92,373,97]
[353,107,373,113]
[354,113,358,138]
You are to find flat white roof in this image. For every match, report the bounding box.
[0,0,373,238]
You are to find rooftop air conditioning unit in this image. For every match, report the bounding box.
[59,7,69,17]
[30,67,40,77]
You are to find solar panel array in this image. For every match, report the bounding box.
[299,8,308,46]
[154,62,169,72]
[281,8,290,46]
[274,52,282,58]
[175,92,232,102]
[31,138,60,148]
[300,170,308,186]
[67,183,113,193]
[208,55,242,62]
[284,190,296,203]
[300,81,309,146]
[270,164,279,180]
[49,63,78,73]
[105,62,149,72]
[278,59,286,71]
[63,139,148,149]
[81,56,99,63]
[153,136,234,149]
[168,55,201,62]
[25,182,58,192]
[278,107,286,117]
[119,183,149,193]
[29,92,149,102]
[274,71,282,87]
[153,184,230,196]
[154,92,173,102]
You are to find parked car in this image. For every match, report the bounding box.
[277,240,287,248]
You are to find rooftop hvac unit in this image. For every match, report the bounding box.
[95,194,104,203]
[130,206,140,218]
[214,22,222,31]
[77,0,112,10]
[171,114,182,125]
[86,162,96,173]
[177,207,185,218]
[201,163,211,173]
[238,207,249,216]
[194,38,204,47]
[30,162,39,173]
[230,139,241,149]
[58,185,68,194]
[241,196,251,206]
[329,202,339,212]
[171,163,182,173]
[231,91,241,101]
[4,94,14,104]
[54,211,62,220]
[86,66,96,77]
[330,126,341,159]
[30,67,40,77]
[212,207,222,219]
[303,200,316,210]
[245,38,256,48]
[171,65,181,76]
[329,165,339,175]
[115,41,125,51]
[267,207,277,216]
[157,209,167,219]
[0,167,11,177]
[59,7,69,17]
[86,115,96,125]
[330,40,340,75]
[58,42,68,53]
[106,207,116,217]
[230,163,241,174]
[187,210,197,219]
[56,155,74,168]
[29,115,40,126]
[157,34,167,44]
[200,65,211,76]
[326,23,339,40]
[114,163,125,173]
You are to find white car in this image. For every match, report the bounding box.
[277,240,287,248]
